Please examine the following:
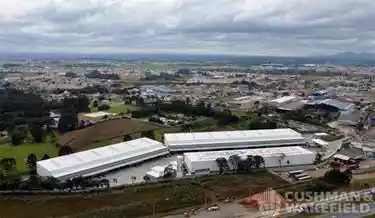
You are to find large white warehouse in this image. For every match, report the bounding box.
[164,128,305,152]
[184,146,315,174]
[37,138,168,181]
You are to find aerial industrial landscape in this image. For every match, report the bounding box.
[3,0,375,218]
[1,54,375,218]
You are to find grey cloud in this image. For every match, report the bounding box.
[1,0,375,55]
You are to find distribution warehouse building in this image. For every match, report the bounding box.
[164,128,305,152]
[184,146,315,174]
[37,138,168,181]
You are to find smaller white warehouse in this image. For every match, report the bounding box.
[184,146,315,174]
[164,128,305,152]
[37,138,168,181]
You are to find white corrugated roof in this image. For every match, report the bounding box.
[185,146,314,162]
[271,96,296,104]
[37,138,166,178]
[312,139,328,146]
[165,128,304,146]
[333,154,351,161]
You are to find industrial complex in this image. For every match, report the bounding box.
[36,128,316,181]
[37,138,168,181]
[183,146,315,174]
[164,128,306,152]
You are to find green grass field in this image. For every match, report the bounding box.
[108,102,141,114]
[0,138,58,173]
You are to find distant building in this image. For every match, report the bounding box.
[319,99,355,113]
[271,96,298,105]
[310,90,328,100]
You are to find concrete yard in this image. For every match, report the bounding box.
[104,155,179,186]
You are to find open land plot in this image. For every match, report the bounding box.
[0,138,58,173]
[0,172,290,218]
[108,102,142,114]
[58,118,160,151]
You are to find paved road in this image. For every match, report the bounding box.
[315,202,375,218]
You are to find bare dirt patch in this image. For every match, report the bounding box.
[58,118,159,151]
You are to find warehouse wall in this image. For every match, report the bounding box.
[36,164,52,177]
[184,152,315,174]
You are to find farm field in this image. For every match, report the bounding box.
[0,171,289,218]
[58,118,160,151]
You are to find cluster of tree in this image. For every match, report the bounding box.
[97,104,111,111]
[85,70,120,80]
[0,153,51,177]
[323,169,352,185]
[216,154,265,174]
[132,100,239,126]
[0,158,17,172]
[0,89,50,131]
[248,116,277,130]
[0,89,52,145]
[65,72,78,78]
[175,68,191,76]
[57,95,90,134]
[282,108,336,126]
[0,175,110,191]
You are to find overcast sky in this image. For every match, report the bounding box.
[1,0,375,56]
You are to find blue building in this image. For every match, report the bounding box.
[310,90,328,100]
[319,99,355,113]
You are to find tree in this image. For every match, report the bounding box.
[76,95,90,113]
[324,169,352,185]
[98,104,110,111]
[176,68,191,76]
[163,164,177,179]
[131,176,137,184]
[229,155,242,172]
[253,155,265,168]
[58,146,73,156]
[57,112,78,133]
[123,135,132,142]
[65,71,77,78]
[41,154,50,160]
[26,153,37,169]
[245,155,254,172]
[30,125,45,143]
[278,153,286,168]
[141,131,155,139]
[11,128,25,146]
[143,175,151,182]
[92,100,99,108]
[314,153,323,164]
[215,157,229,174]
[0,158,16,172]
[216,158,225,174]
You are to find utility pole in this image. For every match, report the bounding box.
[152,201,155,217]
[249,182,252,196]
[205,191,208,208]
